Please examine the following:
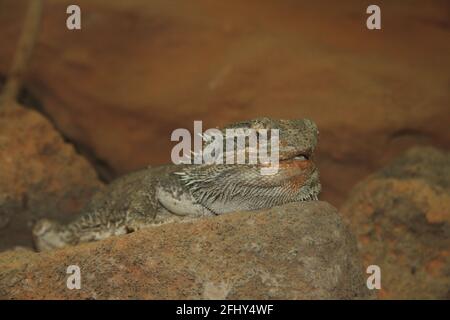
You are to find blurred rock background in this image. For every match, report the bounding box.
[0,0,448,299]
[342,147,450,299]
[1,0,448,204]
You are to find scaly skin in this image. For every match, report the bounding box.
[32,118,321,251]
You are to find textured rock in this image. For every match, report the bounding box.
[0,0,449,206]
[0,201,372,299]
[341,146,450,299]
[0,104,103,251]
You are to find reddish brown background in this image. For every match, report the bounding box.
[0,0,449,207]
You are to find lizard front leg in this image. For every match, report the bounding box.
[32,201,161,252]
[31,169,163,251]
[32,170,212,251]
[155,177,215,218]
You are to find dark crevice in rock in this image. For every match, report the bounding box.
[388,128,430,144]
[0,75,115,183]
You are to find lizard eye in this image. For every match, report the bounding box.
[294,155,308,161]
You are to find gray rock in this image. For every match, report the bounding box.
[342,146,450,299]
[0,105,103,251]
[0,201,372,299]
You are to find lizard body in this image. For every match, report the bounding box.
[33,118,321,251]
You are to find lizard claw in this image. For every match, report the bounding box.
[32,219,66,252]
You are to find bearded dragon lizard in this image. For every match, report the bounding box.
[33,118,321,251]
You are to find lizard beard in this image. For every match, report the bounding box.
[176,162,321,215]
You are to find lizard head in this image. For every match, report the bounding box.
[175,117,321,214]
[221,117,318,160]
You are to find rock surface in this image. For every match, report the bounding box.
[0,104,103,251]
[341,146,450,299]
[0,201,372,299]
[1,0,449,206]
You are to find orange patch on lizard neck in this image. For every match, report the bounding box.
[279,159,314,191]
